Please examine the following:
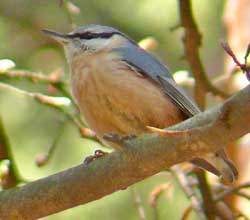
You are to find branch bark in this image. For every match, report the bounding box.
[0,118,21,189]
[179,0,229,100]
[0,85,249,220]
[178,2,228,219]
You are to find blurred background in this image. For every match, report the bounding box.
[0,0,249,219]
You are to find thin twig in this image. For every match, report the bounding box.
[149,183,170,207]
[0,82,97,141]
[195,170,216,220]
[235,191,250,201]
[222,42,250,81]
[131,187,146,220]
[59,0,80,29]
[149,182,172,220]
[171,166,206,220]
[0,70,63,84]
[0,70,74,104]
[35,120,67,167]
[215,182,250,201]
[181,205,192,220]
[0,117,25,188]
[215,201,235,220]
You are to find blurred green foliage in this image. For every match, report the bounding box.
[0,0,226,219]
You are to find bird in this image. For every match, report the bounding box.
[43,24,238,183]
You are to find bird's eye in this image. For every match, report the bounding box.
[80,32,96,40]
[70,32,119,40]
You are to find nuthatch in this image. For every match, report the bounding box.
[43,24,238,182]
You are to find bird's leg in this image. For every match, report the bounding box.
[83,149,108,165]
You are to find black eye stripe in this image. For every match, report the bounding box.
[69,31,121,40]
[68,31,138,46]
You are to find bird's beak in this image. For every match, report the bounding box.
[42,29,70,44]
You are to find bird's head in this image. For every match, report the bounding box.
[42,24,136,62]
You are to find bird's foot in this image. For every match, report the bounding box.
[83,149,108,165]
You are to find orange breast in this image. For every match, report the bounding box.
[70,51,186,146]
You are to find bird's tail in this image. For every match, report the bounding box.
[191,149,238,183]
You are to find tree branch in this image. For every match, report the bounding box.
[179,0,229,100]
[215,182,250,202]
[0,118,21,189]
[178,2,227,219]
[0,85,249,220]
[172,166,206,219]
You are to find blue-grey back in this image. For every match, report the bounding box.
[113,44,173,81]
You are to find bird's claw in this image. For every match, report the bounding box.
[83,149,108,165]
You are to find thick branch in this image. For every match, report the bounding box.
[0,85,249,220]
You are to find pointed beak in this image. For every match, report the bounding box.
[42,29,70,43]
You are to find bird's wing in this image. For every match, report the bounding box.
[113,45,200,117]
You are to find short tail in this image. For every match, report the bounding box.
[191,149,238,183]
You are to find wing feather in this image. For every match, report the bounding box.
[113,45,199,117]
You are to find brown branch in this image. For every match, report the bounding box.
[59,0,80,29]
[179,0,229,100]
[181,205,192,220]
[149,182,171,220]
[0,82,97,141]
[0,118,22,189]
[0,85,249,219]
[215,182,250,201]
[139,26,205,219]
[0,70,73,101]
[149,183,171,207]
[0,70,62,84]
[178,1,222,219]
[0,71,96,140]
[171,166,206,219]
[35,120,67,167]
[222,42,250,81]
[195,170,217,220]
[0,82,97,169]
[235,191,250,201]
[215,201,234,220]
